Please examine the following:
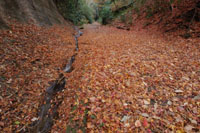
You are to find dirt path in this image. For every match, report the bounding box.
[54,24,200,132]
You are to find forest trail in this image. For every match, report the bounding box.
[0,23,199,132]
[55,24,200,132]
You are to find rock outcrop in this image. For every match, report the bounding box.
[0,0,66,28]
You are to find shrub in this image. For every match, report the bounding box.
[56,0,94,25]
[99,1,113,24]
[132,0,183,18]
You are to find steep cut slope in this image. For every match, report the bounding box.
[0,0,66,28]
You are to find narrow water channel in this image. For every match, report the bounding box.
[27,27,83,133]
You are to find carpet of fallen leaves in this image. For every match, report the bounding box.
[0,21,76,132]
[0,22,200,132]
[54,24,200,132]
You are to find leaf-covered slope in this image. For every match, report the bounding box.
[0,22,75,132]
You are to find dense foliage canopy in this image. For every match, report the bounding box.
[56,0,95,25]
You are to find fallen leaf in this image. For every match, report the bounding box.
[0,121,4,126]
[175,90,183,93]
[87,122,93,128]
[143,118,148,128]
[121,115,130,122]
[144,100,150,105]
[15,121,20,125]
[90,97,96,102]
[141,113,149,117]
[135,120,141,127]
[184,125,194,132]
